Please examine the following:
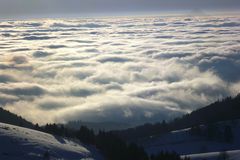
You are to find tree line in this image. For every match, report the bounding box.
[0,107,34,128]
[189,124,234,143]
[38,123,189,160]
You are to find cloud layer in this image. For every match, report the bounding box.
[0,15,240,125]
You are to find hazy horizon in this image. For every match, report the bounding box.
[0,0,240,19]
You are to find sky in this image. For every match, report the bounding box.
[0,0,240,18]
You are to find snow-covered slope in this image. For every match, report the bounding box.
[142,120,240,159]
[0,122,102,160]
[183,149,240,160]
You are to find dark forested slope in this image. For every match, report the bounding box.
[0,107,33,128]
[114,94,240,141]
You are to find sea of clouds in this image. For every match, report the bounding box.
[0,15,240,125]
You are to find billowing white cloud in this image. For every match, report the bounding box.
[0,15,240,125]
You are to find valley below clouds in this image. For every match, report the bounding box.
[0,15,240,125]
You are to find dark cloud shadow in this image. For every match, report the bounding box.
[22,36,56,40]
[46,45,67,49]
[39,101,66,110]
[10,48,30,52]
[0,85,46,96]
[153,23,167,26]
[33,51,53,58]
[199,58,240,82]
[51,23,110,28]
[164,40,205,45]
[196,22,240,28]
[0,24,13,28]
[98,56,132,63]
[0,74,17,83]
[0,95,19,106]
[21,22,43,27]
[10,56,28,64]
[154,53,192,59]
[69,88,99,97]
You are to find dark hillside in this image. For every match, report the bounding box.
[114,94,240,141]
[0,107,33,128]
